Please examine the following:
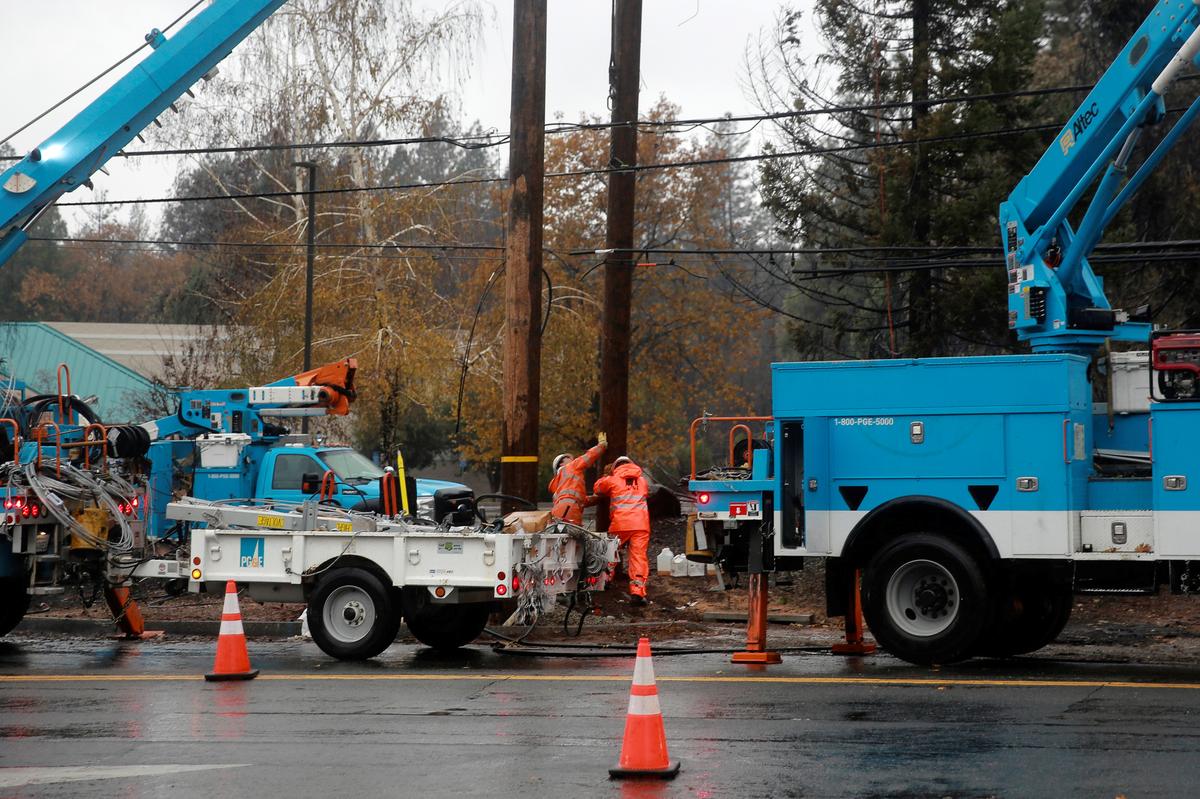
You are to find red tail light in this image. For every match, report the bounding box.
[512,575,521,591]
[697,492,711,505]
[496,584,508,596]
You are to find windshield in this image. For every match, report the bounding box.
[319,449,386,484]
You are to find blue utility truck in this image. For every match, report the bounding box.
[691,2,1200,664]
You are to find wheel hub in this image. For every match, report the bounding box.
[914,580,951,616]
[342,600,365,627]
[885,559,960,637]
[322,585,376,644]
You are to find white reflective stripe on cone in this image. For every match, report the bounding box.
[219,619,245,636]
[222,591,240,615]
[632,655,656,686]
[627,693,662,716]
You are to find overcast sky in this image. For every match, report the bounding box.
[1,1,793,231]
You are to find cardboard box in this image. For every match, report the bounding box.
[502,510,554,534]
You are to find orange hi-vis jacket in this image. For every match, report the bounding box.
[593,461,650,533]
[549,443,606,525]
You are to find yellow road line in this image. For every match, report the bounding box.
[2,673,1200,690]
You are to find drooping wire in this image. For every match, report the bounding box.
[0,0,205,148]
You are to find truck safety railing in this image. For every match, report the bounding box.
[82,423,108,470]
[56,363,71,425]
[689,415,772,481]
[31,422,62,477]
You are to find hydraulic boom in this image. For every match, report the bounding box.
[0,0,288,267]
[1001,0,1200,353]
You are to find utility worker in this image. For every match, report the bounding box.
[548,432,607,526]
[592,455,651,606]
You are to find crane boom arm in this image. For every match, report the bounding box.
[1000,0,1200,352]
[0,0,288,267]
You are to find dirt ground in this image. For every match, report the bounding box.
[26,515,1200,662]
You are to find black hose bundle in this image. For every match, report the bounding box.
[105,425,151,458]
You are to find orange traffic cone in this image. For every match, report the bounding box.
[205,581,259,682]
[609,637,680,779]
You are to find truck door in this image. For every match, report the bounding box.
[779,421,806,551]
[263,452,327,504]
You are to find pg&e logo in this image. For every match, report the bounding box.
[240,537,266,568]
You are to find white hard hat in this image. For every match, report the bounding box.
[552,453,572,472]
[613,455,632,466]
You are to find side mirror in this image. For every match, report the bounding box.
[300,472,322,494]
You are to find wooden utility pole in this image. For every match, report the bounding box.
[500,0,547,505]
[598,0,642,462]
[293,160,318,434]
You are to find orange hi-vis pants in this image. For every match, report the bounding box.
[616,529,651,597]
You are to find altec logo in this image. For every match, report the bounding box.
[1060,103,1100,155]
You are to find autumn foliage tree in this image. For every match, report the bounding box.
[458,100,776,481]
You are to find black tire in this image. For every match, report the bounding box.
[978,584,1073,657]
[402,587,490,651]
[0,578,30,637]
[862,533,991,666]
[307,567,400,661]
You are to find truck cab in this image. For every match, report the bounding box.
[148,434,475,539]
[257,444,474,523]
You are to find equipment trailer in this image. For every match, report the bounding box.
[148,498,616,659]
[690,1,1200,665]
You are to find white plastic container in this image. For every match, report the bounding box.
[686,559,706,577]
[670,553,688,577]
[656,547,674,575]
[196,433,251,468]
[1109,350,1150,413]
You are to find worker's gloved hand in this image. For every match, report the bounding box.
[597,431,608,447]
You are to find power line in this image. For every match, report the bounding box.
[576,240,1200,258]
[0,0,205,149]
[52,116,1072,209]
[3,73,1160,163]
[794,251,1200,276]
[28,236,503,251]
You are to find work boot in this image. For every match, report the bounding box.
[630,594,647,607]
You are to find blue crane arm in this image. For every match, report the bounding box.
[0,0,289,268]
[1000,1,1200,353]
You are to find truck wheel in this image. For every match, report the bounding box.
[308,567,401,661]
[979,585,1073,657]
[402,589,490,651]
[862,533,990,665]
[0,578,31,637]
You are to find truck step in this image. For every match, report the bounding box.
[33,554,63,562]
[27,586,65,596]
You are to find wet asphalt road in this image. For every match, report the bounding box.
[3,636,1200,798]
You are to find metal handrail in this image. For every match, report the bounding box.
[729,424,753,468]
[82,423,108,470]
[32,422,62,477]
[689,415,772,481]
[56,363,71,424]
